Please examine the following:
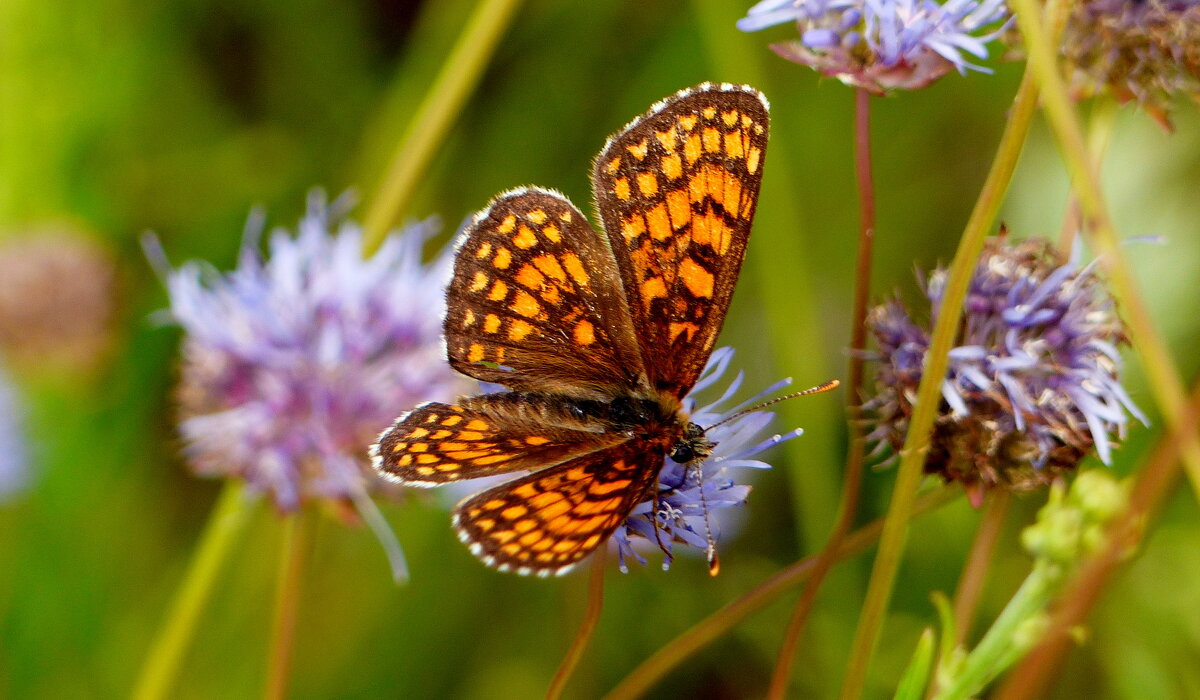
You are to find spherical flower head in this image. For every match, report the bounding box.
[612,347,804,572]
[0,367,30,500]
[1061,0,1200,130]
[738,0,1011,92]
[151,193,470,512]
[864,236,1145,505]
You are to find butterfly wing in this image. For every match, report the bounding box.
[591,83,769,398]
[452,439,667,576]
[371,393,624,486]
[444,187,646,399]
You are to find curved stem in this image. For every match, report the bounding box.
[766,87,875,700]
[951,489,1010,646]
[602,486,959,700]
[1057,100,1118,252]
[264,508,317,700]
[134,482,257,700]
[837,29,1052,697]
[361,0,526,255]
[1010,0,1200,497]
[546,548,607,700]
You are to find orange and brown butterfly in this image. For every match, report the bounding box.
[371,83,772,576]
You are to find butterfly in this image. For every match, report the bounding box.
[371,83,769,576]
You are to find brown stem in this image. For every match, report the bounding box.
[951,489,1011,646]
[546,548,607,700]
[264,509,316,700]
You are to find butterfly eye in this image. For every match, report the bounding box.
[668,442,695,463]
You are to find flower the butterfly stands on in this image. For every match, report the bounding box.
[372,83,834,576]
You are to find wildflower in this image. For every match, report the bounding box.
[148,192,471,577]
[0,228,116,375]
[864,236,1145,505]
[1061,0,1200,130]
[738,0,1010,92]
[612,347,804,572]
[0,368,30,499]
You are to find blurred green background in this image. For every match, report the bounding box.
[1,0,1198,697]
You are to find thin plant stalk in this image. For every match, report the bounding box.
[836,16,1056,693]
[264,508,317,700]
[994,380,1200,700]
[134,482,257,700]
[601,486,959,700]
[546,548,607,700]
[766,86,876,700]
[1010,0,1200,496]
[950,490,1011,647]
[1058,99,1118,252]
[361,0,526,255]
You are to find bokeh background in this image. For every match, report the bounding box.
[1,0,1199,697]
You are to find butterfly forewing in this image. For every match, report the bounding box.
[444,187,645,398]
[592,84,768,398]
[452,439,667,576]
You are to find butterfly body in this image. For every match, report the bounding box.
[372,83,767,575]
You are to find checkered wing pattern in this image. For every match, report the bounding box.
[444,188,645,398]
[592,84,769,398]
[372,394,625,486]
[452,439,666,576]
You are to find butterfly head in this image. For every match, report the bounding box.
[668,422,714,464]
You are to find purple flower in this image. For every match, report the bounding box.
[738,0,1010,92]
[148,192,471,579]
[612,347,804,572]
[0,367,30,500]
[865,236,1145,505]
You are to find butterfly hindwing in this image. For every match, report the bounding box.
[452,439,668,576]
[592,84,768,398]
[444,188,646,398]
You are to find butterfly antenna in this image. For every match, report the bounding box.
[650,488,672,562]
[693,462,720,576]
[702,379,840,435]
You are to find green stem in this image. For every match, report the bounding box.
[361,0,526,255]
[837,28,1052,697]
[546,549,606,700]
[1058,99,1118,252]
[264,508,317,700]
[935,563,1058,700]
[601,486,959,700]
[134,481,257,700]
[951,490,1010,646]
[1010,0,1200,498]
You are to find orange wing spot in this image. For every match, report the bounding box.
[626,138,649,160]
[408,443,428,453]
[662,153,683,180]
[462,309,476,327]
[655,126,678,152]
[489,530,516,545]
[613,177,631,201]
[514,519,537,534]
[494,347,507,364]
[561,252,589,286]
[669,321,700,342]
[559,210,573,222]
[437,441,468,451]
[513,225,538,249]
[565,465,588,482]
[445,450,489,460]
[457,430,484,440]
[754,123,765,135]
[512,483,538,499]
[722,109,739,126]
[747,146,762,174]
[430,430,453,439]
[501,505,528,520]
[474,518,496,532]
[525,435,551,446]
[474,454,513,466]
[646,202,672,241]
[680,258,714,298]
[519,532,543,546]
[530,492,562,509]
[684,132,702,163]
[482,499,506,510]
[542,222,561,243]
[591,479,632,495]
[620,213,647,243]
[508,319,534,341]
[742,114,753,128]
[441,415,463,426]
[678,114,698,131]
[409,427,430,438]
[705,163,727,204]
[642,277,667,308]
[435,463,461,472]
[493,247,512,270]
[487,280,508,302]
[415,466,435,476]
[510,290,541,318]
[483,314,501,333]
[702,105,717,120]
[475,242,492,259]
[724,173,744,214]
[467,343,485,362]
[703,126,721,153]
[724,129,745,159]
[398,454,414,467]
[500,543,522,557]
[497,215,517,234]
[515,263,546,289]
[466,419,489,430]
[531,540,554,553]
[689,162,708,202]
[540,285,561,305]
[666,188,690,228]
[636,171,659,197]
[538,501,571,522]
[575,499,610,516]
[527,209,547,224]
[742,197,755,219]
[604,156,621,174]
[582,534,602,549]
[573,319,596,346]
[416,454,439,464]
[469,271,488,292]
[552,538,577,553]
[532,254,567,282]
